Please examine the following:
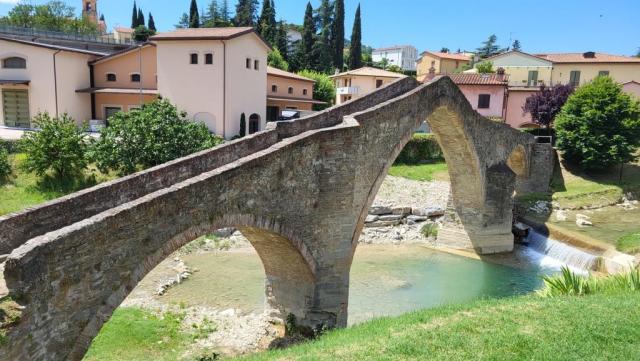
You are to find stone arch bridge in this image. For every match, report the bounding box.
[0,77,552,360]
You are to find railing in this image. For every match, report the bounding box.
[336,86,359,95]
[0,24,138,45]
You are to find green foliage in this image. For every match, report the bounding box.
[239,113,247,137]
[313,0,334,73]
[555,76,640,170]
[394,134,444,164]
[617,232,640,254]
[475,61,494,74]
[512,39,522,51]
[349,4,362,69]
[421,223,438,238]
[0,146,11,182]
[91,99,222,175]
[297,70,336,110]
[189,0,200,28]
[256,0,276,44]
[332,0,345,70]
[476,34,504,58]
[0,0,99,34]
[175,13,190,29]
[234,0,258,26]
[20,113,88,179]
[540,266,640,297]
[275,21,289,61]
[131,0,138,28]
[298,2,317,71]
[133,25,155,42]
[267,49,289,71]
[388,163,449,182]
[147,13,156,32]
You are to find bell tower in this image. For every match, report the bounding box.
[82,0,98,24]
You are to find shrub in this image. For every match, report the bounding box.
[0,140,21,154]
[239,113,246,138]
[20,113,88,179]
[267,49,289,71]
[421,223,438,238]
[0,146,11,182]
[475,61,494,74]
[395,134,444,164]
[522,84,574,128]
[92,99,223,175]
[555,76,640,170]
[539,266,640,297]
[297,70,336,110]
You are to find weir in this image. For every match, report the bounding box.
[525,230,598,272]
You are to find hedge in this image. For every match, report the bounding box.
[394,134,444,164]
[0,139,21,154]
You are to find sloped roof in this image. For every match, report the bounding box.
[420,51,470,61]
[486,50,553,65]
[152,27,252,40]
[535,52,640,63]
[330,67,406,78]
[447,73,509,85]
[0,36,107,56]
[373,45,415,52]
[267,66,315,82]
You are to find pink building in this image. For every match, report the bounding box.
[446,73,509,119]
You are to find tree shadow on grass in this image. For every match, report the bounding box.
[28,173,99,197]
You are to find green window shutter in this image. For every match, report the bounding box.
[569,71,581,86]
[2,89,30,128]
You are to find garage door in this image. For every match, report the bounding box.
[2,89,30,128]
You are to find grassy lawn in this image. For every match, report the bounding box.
[238,291,640,361]
[0,153,116,216]
[617,232,640,254]
[388,162,449,182]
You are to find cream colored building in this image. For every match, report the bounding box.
[152,28,270,138]
[330,67,405,105]
[536,52,640,86]
[0,36,103,128]
[266,66,325,121]
[484,51,554,87]
[416,51,470,77]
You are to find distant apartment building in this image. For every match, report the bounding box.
[372,45,418,71]
[416,51,471,77]
[266,66,325,121]
[330,67,406,105]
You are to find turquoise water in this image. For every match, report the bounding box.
[162,245,555,325]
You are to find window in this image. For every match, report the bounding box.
[303,89,308,96]
[2,89,30,128]
[130,73,141,82]
[527,70,539,86]
[190,53,198,64]
[2,57,26,69]
[205,53,213,65]
[478,94,491,109]
[248,113,260,134]
[246,58,251,69]
[104,106,122,120]
[271,85,277,93]
[288,87,293,94]
[106,73,116,82]
[376,79,384,88]
[569,71,581,87]
[598,70,610,77]
[254,59,260,70]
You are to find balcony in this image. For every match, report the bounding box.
[336,86,359,95]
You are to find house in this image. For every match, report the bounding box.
[484,50,554,88]
[112,27,135,43]
[266,66,325,121]
[537,52,640,87]
[372,45,418,72]
[448,72,509,119]
[416,51,470,78]
[330,67,406,106]
[622,81,640,98]
[0,36,105,128]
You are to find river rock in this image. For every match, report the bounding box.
[369,205,393,215]
[365,220,401,228]
[392,207,412,216]
[412,207,445,217]
[213,227,236,238]
[365,215,379,223]
[555,210,568,222]
[407,215,429,223]
[378,214,404,222]
[576,218,593,227]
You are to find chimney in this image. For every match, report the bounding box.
[583,51,596,58]
[496,67,506,82]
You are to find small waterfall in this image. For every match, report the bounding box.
[524,230,598,272]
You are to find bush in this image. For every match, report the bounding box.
[0,139,21,154]
[0,146,11,182]
[92,99,223,175]
[555,76,640,170]
[297,70,336,110]
[394,134,443,164]
[20,113,89,179]
[539,266,640,297]
[421,223,438,238]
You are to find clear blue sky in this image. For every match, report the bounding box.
[1,0,639,55]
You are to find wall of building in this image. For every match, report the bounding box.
[623,82,640,98]
[499,66,553,87]
[267,75,313,100]
[94,45,157,89]
[504,89,538,128]
[334,75,401,105]
[457,84,506,118]
[0,40,95,126]
[417,54,468,77]
[267,99,313,112]
[94,93,157,120]
[552,63,640,86]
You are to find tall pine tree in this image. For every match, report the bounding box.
[299,2,317,70]
[332,0,345,71]
[148,13,156,32]
[257,0,276,44]
[220,0,230,23]
[512,39,522,51]
[234,0,258,26]
[131,0,138,28]
[137,8,145,28]
[314,0,333,73]
[275,21,288,61]
[189,0,200,28]
[349,4,362,69]
[201,0,218,27]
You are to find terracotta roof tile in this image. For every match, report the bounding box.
[421,51,471,61]
[267,66,315,82]
[150,27,255,40]
[535,53,640,63]
[330,67,406,78]
[438,73,509,85]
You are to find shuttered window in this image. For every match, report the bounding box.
[478,94,491,109]
[2,89,30,128]
[569,71,581,87]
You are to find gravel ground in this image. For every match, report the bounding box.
[374,175,450,210]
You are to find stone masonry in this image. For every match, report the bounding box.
[0,76,552,361]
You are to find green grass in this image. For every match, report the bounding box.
[83,308,191,361]
[617,232,640,254]
[388,162,449,182]
[237,291,640,361]
[0,153,116,216]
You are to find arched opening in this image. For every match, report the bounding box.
[249,113,260,134]
[2,56,26,69]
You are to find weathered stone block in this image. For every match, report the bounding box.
[369,206,392,215]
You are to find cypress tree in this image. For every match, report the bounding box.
[300,2,316,70]
[275,21,288,61]
[314,0,333,73]
[349,4,362,69]
[239,113,246,137]
[257,0,276,44]
[189,0,200,28]
[137,8,145,29]
[148,13,156,32]
[131,0,138,28]
[332,0,345,71]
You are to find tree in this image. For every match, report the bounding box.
[476,34,501,58]
[475,61,494,74]
[275,21,289,61]
[201,0,218,27]
[0,1,99,34]
[239,113,247,138]
[332,0,345,71]
[523,84,574,128]
[349,4,362,70]
[234,0,258,26]
[133,25,154,42]
[189,0,200,28]
[131,0,138,28]
[137,8,145,29]
[0,144,12,183]
[313,0,333,73]
[220,0,230,23]
[148,13,156,32]
[297,70,336,110]
[176,13,190,28]
[20,113,88,179]
[92,99,222,175]
[256,0,276,44]
[268,49,289,71]
[299,2,317,70]
[440,47,450,53]
[555,76,640,171]
[512,39,522,51]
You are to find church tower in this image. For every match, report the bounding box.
[82,0,98,24]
